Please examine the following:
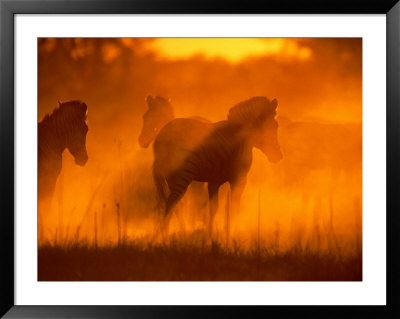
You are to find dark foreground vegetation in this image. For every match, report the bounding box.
[38,236,362,281]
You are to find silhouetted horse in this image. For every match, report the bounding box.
[139,95,209,147]
[277,116,361,184]
[138,95,210,229]
[138,96,175,148]
[38,100,89,242]
[152,96,282,236]
[276,116,362,249]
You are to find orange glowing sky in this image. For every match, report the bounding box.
[38,38,362,252]
[144,38,312,63]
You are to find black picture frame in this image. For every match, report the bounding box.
[1,1,399,318]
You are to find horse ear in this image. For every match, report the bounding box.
[146,96,153,108]
[80,102,87,112]
[58,100,62,107]
[271,98,278,109]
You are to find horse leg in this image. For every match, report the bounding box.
[190,182,208,228]
[207,182,221,238]
[38,197,51,246]
[174,200,187,235]
[229,176,247,235]
[38,200,45,245]
[162,181,190,239]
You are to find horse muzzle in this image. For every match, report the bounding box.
[266,147,283,163]
[138,135,151,148]
[75,152,88,166]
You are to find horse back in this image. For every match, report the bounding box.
[155,118,213,149]
[153,118,213,173]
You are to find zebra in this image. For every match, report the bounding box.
[138,95,210,230]
[38,100,89,243]
[138,96,175,148]
[275,116,362,250]
[152,96,282,236]
[138,95,210,148]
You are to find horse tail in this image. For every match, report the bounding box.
[152,161,168,211]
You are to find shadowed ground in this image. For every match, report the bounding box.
[38,236,361,281]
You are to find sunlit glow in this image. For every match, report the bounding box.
[145,38,312,63]
[38,38,362,281]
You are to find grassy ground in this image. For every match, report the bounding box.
[38,235,362,281]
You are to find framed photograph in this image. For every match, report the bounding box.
[1,0,399,318]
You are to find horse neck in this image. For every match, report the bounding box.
[229,122,258,147]
[153,113,175,141]
[162,113,175,129]
[38,116,67,157]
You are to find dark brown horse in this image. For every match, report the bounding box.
[138,95,209,147]
[38,100,89,243]
[138,95,209,230]
[152,96,282,236]
[275,116,362,249]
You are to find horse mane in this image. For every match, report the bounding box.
[227,96,277,126]
[40,100,87,127]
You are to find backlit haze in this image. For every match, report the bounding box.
[38,38,362,254]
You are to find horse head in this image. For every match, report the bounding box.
[228,96,283,163]
[254,98,282,163]
[61,100,89,166]
[138,95,174,148]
